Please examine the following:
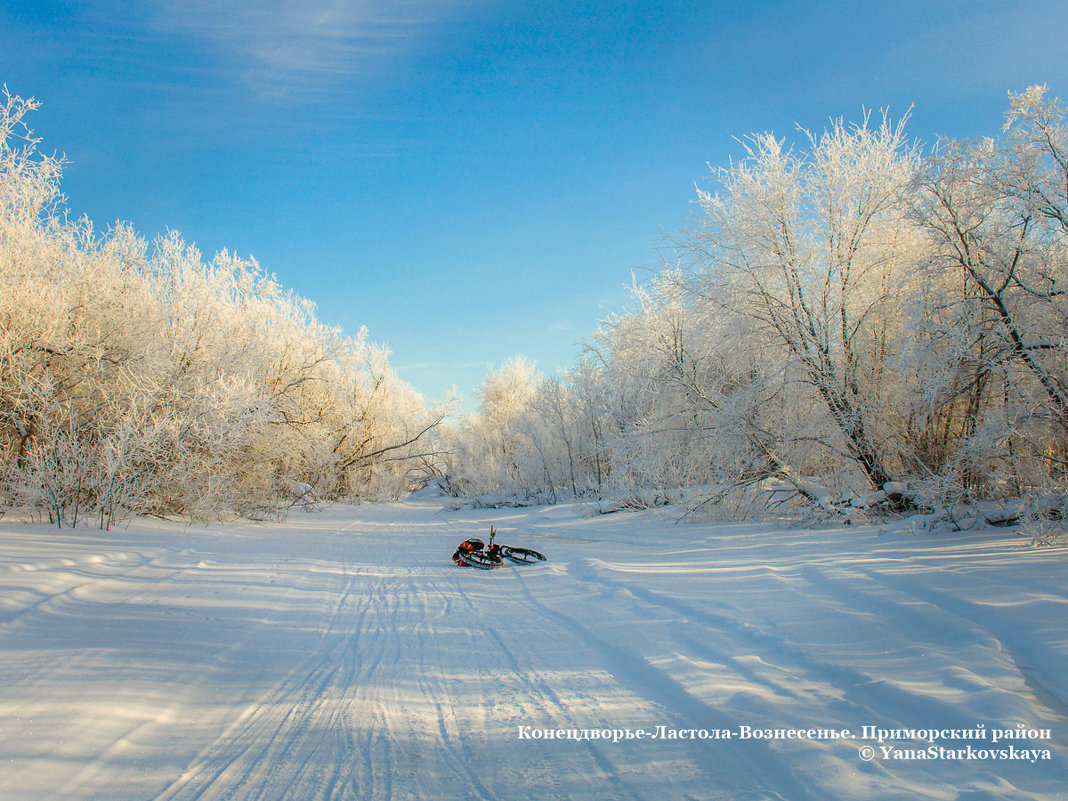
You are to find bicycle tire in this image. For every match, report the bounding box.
[458,549,503,569]
[500,545,547,564]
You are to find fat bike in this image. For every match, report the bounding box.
[452,526,547,569]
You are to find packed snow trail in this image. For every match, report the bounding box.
[0,500,1066,800]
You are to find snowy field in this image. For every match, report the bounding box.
[1,498,1066,801]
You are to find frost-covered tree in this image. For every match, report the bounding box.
[670,112,922,493]
[908,85,1068,499]
[440,357,540,499]
[427,88,1068,519]
[0,88,445,527]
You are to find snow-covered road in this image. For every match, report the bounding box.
[1,499,1066,800]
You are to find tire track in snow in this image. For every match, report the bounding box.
[153,538,513,801]
[151,550,369,801]
[169,520,423,801]
[411,573,506,801]
[446,571,643,801]
[346,571,405,801]
[478,621,645,801]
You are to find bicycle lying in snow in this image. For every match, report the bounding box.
[452,526,547,569]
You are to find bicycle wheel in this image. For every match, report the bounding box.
[458,549,503,569]
[500,546,547,564]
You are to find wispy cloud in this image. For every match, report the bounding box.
[540,320,573,336]
[139,0,479,100]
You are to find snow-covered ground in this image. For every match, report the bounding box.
[1,498,1065,801]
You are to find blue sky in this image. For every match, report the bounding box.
[3,0,1067,408]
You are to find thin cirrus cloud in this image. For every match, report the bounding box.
[540,320,573,336]
[138,0,480,99]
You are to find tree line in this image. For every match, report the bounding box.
[0,89,447,527]
[441,87,1068,520]
[4,85,1067,526]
